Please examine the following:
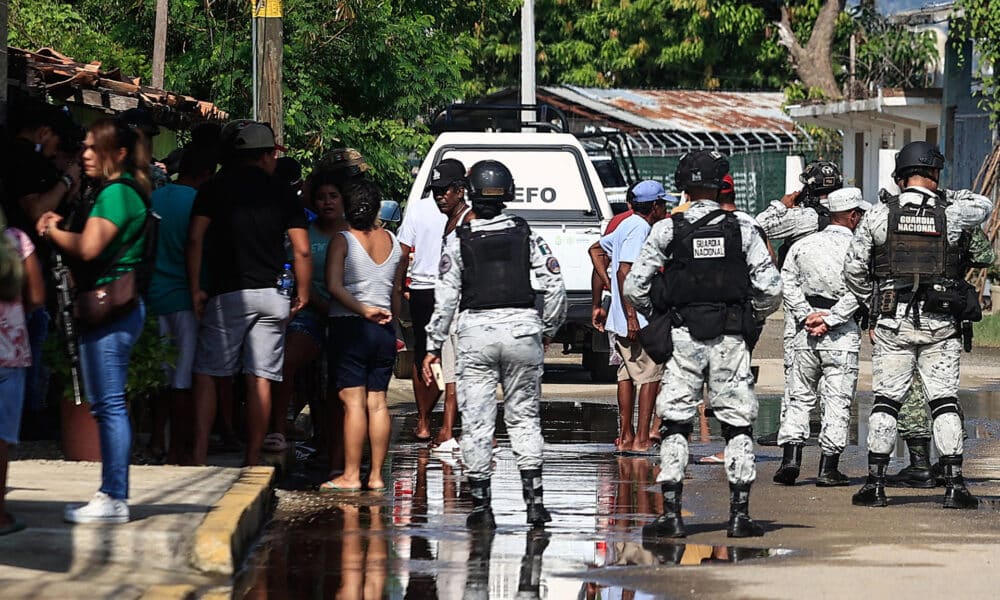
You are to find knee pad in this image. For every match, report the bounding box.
[660,420,693,439]
[720,422,753,442]
[871,395,903,419]
[928,396,960,419]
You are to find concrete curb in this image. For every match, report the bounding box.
[190,465,276,576]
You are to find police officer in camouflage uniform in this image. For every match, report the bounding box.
[773,187,869,487]
[755,161,843,446]
[624,151,783,539]
[422,160,567,529]
[844,141,992,509]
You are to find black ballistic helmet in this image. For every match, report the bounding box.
[467,160,515,203]
[799,160,843,196]
[674,150,730,192]
[893,141,945,179]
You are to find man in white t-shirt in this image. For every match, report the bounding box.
[397,159,462,441]
[590,180,670,453]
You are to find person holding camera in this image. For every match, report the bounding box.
[844,141,992,510]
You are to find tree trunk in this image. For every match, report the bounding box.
[776,0,846,100]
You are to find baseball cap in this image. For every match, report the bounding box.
[826,187,867,212]
[424,158,467,194]
[720,174,735,195]
[231,121,287,152]
[631,179,668,203]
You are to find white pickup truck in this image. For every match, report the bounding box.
[405,130,618,380]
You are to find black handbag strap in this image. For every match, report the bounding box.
[86,179,152,287]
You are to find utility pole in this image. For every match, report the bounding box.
[253,0,284,146]
[0,0,8,126]
[520,0,536,132]
[151,0,169,88]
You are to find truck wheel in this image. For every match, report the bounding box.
[395,350,414,380]
[584,350,617,383]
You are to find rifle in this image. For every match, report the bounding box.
[52,252,84,405]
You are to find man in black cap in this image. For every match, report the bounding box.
[186,121,311,467]
[397,158,466,444]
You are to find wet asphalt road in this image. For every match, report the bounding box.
[237,390,1000,599]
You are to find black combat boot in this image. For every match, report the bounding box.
[467,477,497,530]
[852,452,889,507]
[886,437,936,488]
[940,455,979,510]
[727,483,765,538]
[642,482,686,539]
[520,469,552,526]
[816,453,850,487]
[517,528,550,598]
[772,444,803,485]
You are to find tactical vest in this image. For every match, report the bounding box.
[661,211,751,308]
[872,192,960,280]
[458,216,536,311]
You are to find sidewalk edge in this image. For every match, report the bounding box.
[190,465,276,576]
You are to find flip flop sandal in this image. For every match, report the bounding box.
[0,515,25,536]
[318,480,361,493]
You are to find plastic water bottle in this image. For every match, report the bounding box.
[276,263,295,298]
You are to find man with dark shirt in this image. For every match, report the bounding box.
[186,122,311,466]
[4,105,81,237]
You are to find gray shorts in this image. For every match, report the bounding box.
[158,310,198,389]
[441,334,458,385]
[193,288,290,381]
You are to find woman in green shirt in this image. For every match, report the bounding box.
[37,117,151,525]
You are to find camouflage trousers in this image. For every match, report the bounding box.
[778,349,858,454]
[455,318,545,480]
[868,318,964,456]
[655,326,757,486]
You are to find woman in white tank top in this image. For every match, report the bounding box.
[321,180,404,493]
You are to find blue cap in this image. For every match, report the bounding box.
[632,180,668,203]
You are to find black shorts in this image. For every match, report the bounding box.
[409,288,435,363]
[328,317,397,392]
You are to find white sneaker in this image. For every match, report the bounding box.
[431,438,461,455]
[64,492,130,524]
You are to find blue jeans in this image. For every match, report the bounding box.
[25,308,50,412]
[79,301,146,500]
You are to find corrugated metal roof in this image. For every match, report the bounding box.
[542,85,796,135]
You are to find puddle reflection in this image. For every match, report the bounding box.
[243,390,1000,598]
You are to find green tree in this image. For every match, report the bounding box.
[953,0,1000,127]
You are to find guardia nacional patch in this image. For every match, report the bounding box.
[545,256,561,274]
[439,254,452,274]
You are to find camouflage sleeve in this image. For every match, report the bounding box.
[426,237,463,353]
[623,218,674,313]
[965,227,996,269]
[824,291,859,329]
[531,234,568,338]
[744,220,783,319]
[945,188,993,234]
[844,210,875,310]
[780,247,811,325]
[755,201,818,241]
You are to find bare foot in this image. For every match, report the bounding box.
[414,423,432,440]
[617,435,635,452]
[629,441,652,453]
[367,475,386,490]
[432,430,453,445]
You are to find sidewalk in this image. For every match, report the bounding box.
[0,460,277,599]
